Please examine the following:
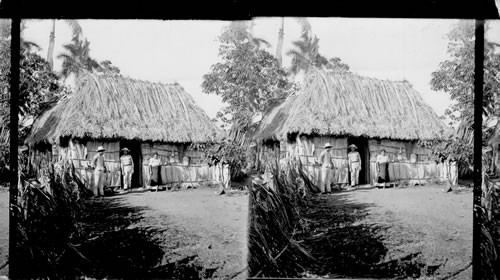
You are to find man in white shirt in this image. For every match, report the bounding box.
[92,146,107,197]
[120,147,134,191]
[318,143,335,194]
[348,144,362,187]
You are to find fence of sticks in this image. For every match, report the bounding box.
[248,159,319,278]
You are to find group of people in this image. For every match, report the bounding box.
[90,146,163,197]
[317,143,363,193]
[316,143,391,194]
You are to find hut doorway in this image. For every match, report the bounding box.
[120,140,143,188]
[348,136,370,185]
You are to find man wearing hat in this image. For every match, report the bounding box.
[120,147,134,191]
[91,146,108,197]
[348,144,362,187]
[318,143,335,193]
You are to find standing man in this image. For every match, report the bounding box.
[348,144,362,188]
[318,143,335,194]
[120,147,134,191]
[92,146,107,197]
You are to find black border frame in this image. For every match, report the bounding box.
[2,0,499,278]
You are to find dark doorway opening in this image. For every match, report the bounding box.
[120,140,142,188]
[347,136,370,185]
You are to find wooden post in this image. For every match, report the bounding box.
[472,19,484,280]
[9,17,20,279]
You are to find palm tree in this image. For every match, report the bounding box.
[47,20,83,70]
[57,35,99,80]
[286,32,326,75]
[275,18,312,68]
[243,21,270,50]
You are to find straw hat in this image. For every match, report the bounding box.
[348,144,358,149]
[97,146,106,152]
[324,143,332,148]
[121,147,130,152]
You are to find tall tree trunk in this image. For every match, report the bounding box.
[47,19,55,70]
[276,18,284,68]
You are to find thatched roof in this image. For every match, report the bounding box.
[254,70,450,141]
[26,73,222,144]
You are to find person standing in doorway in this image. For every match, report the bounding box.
[92,146,107,197]
[148,152,162,191]
[120,147,134,191]
[318,143,335,194]
[376,149,390,188]
[348,144,362,188]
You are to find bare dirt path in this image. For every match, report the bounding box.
[122,188,249,280]
[338,184,472,279]
[0,187,8,277]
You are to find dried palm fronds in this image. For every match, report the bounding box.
[13,161,90,279]
[26,72,223,145]
[248,160,315,278]
[254,70,450,141]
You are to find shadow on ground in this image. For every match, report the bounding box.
[61,197,207,279]
[296,193,440,279]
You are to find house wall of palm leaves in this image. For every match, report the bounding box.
[253,70,452,186]
[26,73,225,189]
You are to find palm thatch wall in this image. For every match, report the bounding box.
[25,73,225,188]
[26,73,221,144]
[254,70,449,141]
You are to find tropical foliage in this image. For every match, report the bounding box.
[202,21,298,179]
[429,21,500,175]
[0,20,72,179]
[287,32,351,75]
[46,19,83,69]
[57,35,101,80]
[202,21,297,131]
[0,20,9,180]
[96,60,121,75]
[431,21,500,128]
[191,138,248,180]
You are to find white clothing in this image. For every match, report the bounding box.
[376,154,389,164]
[122,165,133,189]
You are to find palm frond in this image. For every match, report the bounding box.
[63,20,83,38]
[294,18,312,37]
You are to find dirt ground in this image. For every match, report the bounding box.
[122,188,249,279]
[298,183,472,279]
[0,187,8,277]
[348,184,472,279]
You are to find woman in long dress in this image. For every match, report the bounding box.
[376,149,390,187]
[149,152,162,190]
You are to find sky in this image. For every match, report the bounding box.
[21,18,496,124]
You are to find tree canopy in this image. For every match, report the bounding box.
[57,35,101,80]
[428,21,500,174]
[287,32,351,76]
[202,21,297,131]
[431,21,500,127]
[1,20,72,142]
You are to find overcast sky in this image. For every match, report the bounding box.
[22,18,499,122]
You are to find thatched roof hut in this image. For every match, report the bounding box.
[26,73,221,145]
[26,73,225,189]
[253,70,451,187]
[254,70,449,141]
